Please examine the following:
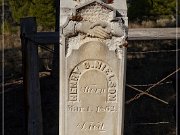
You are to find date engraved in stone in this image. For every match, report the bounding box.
[67,105,92,112]
[96,106,117,112]
[67,105,117,112]
[77,122,106,132]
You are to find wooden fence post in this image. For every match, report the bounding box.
[20,17,43,135]
[51,0,60,79]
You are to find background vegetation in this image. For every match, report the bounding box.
[128,0,176,20]
[1,0,56,34]
[0,0,178,33]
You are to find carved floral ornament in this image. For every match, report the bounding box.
[73,0,116,6]
[61,0,128,57]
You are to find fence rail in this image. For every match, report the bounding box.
[128,28,180,40]
[25,28,180,45]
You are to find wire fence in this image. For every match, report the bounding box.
[127,49,180,54]
[126,68,179,104]
[2,38,178,132]
[2,47,178,64]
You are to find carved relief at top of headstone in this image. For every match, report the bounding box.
[75,1,114,23]
[61,0,127,11]
[60,0,127,24]
[60,0,128,57]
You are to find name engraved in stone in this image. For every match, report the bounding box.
[69,67,81,101]
[77,122,106,132]
[69,60,118,102]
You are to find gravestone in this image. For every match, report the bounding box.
[60,0,128,135]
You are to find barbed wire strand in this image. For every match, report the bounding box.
[127,49,180,54]
[132,122,170,125]
[21,35,180,54]
[1,58,53,64]
[0,72,51,94]
[126,68,180,104]
[3,48,177,63]
[145,68,180,93]
[127,81,172,87]
[0,86,22,95]
[126,84,168,104]
[38,45,54,53]
[22,36,55,53]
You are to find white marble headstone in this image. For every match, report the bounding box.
[59,0,128,135]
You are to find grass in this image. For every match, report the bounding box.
[129,16,176,28]
[0,34,53,81]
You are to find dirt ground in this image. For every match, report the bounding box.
[1,40,178,135]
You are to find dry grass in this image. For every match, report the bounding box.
[1,34,53,81]
[129,16,176,28]
[0,34,21,49]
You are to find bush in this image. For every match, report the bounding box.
[1,21,18,34]
[9,0,55,30]
[128,0,176,22]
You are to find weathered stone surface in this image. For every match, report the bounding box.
[60,0,127,16]
[59,1,128,135]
